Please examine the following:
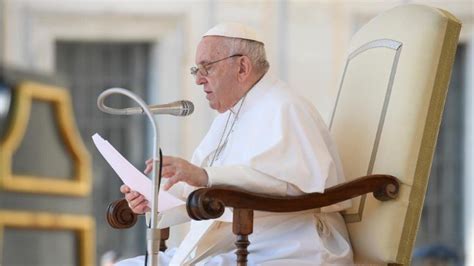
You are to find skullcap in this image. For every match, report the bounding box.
[203,22,264,44]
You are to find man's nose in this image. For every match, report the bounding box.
[195,75,207,85]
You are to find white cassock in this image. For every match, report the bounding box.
[116,72,353,265]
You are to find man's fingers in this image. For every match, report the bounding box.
[144,164,153,175]
[163,177,180,191]
[144,158,157,174]
[145,164,175,176]
[161,165,176,177]
[129,195,147,209]
[162,156,177,166]
[140,205,151,213]
[131,202,149,214]
[125,194,135,202]
[125,191,141,202]
[129,195,146,206]
[120,185,130,194]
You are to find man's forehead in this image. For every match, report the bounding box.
[196,37,228,63]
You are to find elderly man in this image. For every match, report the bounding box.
[118,23,353,265]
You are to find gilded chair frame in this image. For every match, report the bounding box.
[0,209,95,266]
[0,82,91,196]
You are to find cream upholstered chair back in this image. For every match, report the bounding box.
[328,4,461,265]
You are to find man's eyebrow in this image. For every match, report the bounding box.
[197,59,210,65]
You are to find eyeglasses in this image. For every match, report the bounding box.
[190,54,243,77]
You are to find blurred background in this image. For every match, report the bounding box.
[0,0,472,265]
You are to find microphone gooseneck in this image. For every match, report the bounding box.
[97,91,194,117]
[97,87,165,266]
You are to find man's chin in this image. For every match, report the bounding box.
[209,103,227,113]
[207,100,227,113]
[208,102,218,111]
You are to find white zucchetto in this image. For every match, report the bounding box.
[203,22,264,44]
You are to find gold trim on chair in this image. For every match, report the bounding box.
[396,12,462,265]
[0,210,96,266]
[0,81,91,196]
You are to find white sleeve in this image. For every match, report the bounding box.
[165,181,187,201]
[204,165,304,197]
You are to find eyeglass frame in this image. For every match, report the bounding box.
[190,54,243,77]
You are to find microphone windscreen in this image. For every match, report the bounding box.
[180,100,194,116]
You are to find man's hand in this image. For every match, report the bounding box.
[144,156,208,190]
[120,185,150,214]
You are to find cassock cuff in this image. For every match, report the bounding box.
[203,166,228,187]
[203,168,211,188]
[204,165,261,188]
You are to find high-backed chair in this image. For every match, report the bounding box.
[107,4,461,265]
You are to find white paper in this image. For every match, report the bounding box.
[92,133,183,212]
[92,133,233,223]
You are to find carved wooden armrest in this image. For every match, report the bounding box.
[106,199,170,251]
[186,174,399,220]
[186,174,400,265]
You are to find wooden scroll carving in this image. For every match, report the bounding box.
[106,199,138,229]
[106,199,170,251]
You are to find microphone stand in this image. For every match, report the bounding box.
[97,88,161,266]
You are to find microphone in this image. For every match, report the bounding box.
[98,96,194,116]
[119,100,194,116]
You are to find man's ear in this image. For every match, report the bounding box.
[237,56,252,82]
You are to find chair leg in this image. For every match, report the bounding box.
[159,227,170,252]
[233,209,254,266]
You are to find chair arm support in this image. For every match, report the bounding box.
[106,199,170,251]
[186,174,400,221]
[107,198,139,229]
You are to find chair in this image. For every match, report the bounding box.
[107,4,461,265]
